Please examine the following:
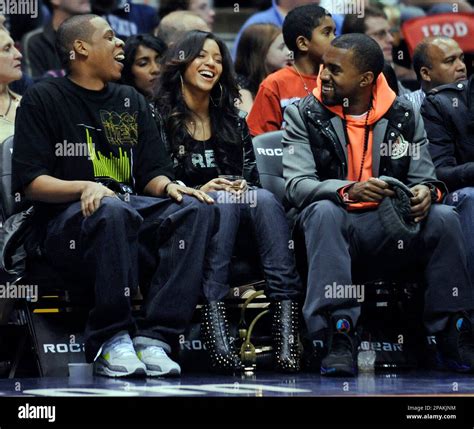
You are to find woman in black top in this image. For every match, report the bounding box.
[154,31,302,373]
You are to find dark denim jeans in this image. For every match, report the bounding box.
[296,200,474,335]
[203,189,302,302]
[445,187,474,282]
[42,195,219,362]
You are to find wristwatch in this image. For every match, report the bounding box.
[164,180,185,195]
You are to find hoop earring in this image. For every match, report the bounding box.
[210,82,223,107]
[179,74,185,94]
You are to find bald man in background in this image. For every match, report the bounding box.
[404,36,467,111]
[153,11,209,47]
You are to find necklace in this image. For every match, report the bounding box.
[188,112,211,141]
[292,64,313,97]
[342,100,373,182]
[0,92,13,119]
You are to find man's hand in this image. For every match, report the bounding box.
[166,183,214,204]
[410,184,431,223]
[347,178,395,202]
[200,177,234,193]
[80,182,117,217]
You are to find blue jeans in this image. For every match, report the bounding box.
[445,187,474,282]
[42,195,219,362]
[203,189,302,301]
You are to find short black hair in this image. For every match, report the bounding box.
[121,34,167,92]
[332,33,385,79]
[56,14,99,72]
[282,4,331,56]
[341,6,387,35]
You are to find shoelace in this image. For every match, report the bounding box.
[107,336,137,358]
[143,345,167,357]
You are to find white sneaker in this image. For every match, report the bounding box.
[133,338,181,377]
[94,331,146,378]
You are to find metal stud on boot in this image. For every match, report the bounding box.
[201,301,241,373]
[272,300,301,373]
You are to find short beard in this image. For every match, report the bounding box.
[321,91,343,107]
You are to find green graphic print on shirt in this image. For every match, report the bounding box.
[86,110,138,183]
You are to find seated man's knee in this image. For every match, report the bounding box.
[299,199,345,228]
[95,196,142,224]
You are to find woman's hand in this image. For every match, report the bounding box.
[166,183,214,204]
[200,177,234,193]
[229,179,248,196]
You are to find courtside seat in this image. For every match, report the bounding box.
[252,131,285,203]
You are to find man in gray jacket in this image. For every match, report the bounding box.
[282,34,474,377]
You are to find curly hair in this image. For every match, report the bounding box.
[153,30,242,173]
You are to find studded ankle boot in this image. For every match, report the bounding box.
[272,300,301,373]
[201,301,241,373]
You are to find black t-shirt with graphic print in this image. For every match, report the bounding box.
[12,77,173,215]
[173,136,220,188]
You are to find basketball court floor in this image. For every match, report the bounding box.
[1,370,473,397]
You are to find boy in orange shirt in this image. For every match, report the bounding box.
[247,4,335,136]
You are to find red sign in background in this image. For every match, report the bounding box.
[402,13,474,56]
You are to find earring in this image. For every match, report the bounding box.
[210,82,223,107]
[179,74,185,94]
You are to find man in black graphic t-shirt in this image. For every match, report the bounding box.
[12,14,218,378]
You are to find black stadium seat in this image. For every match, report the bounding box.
[0,136,28,221]
[252,131,285,203]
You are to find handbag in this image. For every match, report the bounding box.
[0,206,37,278]
[237,290,273,371]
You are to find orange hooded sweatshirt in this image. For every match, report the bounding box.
[313,72,397,210]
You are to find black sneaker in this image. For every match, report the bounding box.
[320,316,358,377]
[436,312,474,373]
[302,330,327,372]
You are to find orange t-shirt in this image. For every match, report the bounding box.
[247,66,317,136]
